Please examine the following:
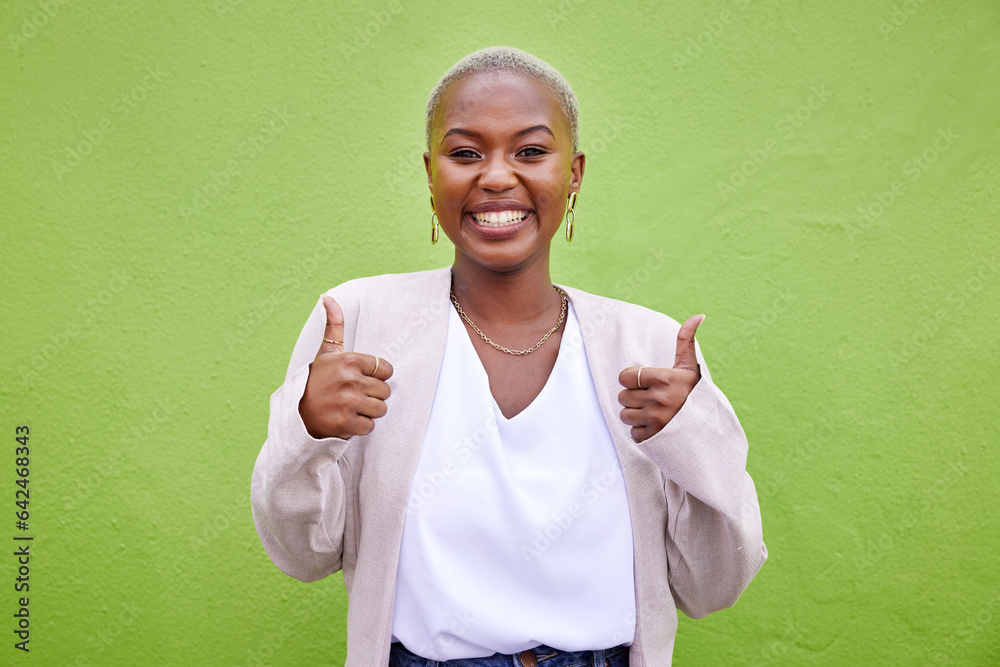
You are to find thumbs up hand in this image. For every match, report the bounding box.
[617,314,705,444]
[299,296,394,440]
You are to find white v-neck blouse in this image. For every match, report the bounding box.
[390,299,636,660]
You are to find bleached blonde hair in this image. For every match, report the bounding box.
[425,46,580,151]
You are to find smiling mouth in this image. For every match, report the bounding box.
[469,210,531,227]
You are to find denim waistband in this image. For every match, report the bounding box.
[389,641,629,667]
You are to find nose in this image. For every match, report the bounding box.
[477,152,518,192]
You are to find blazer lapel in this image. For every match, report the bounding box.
[556,284,668,658]
[365,265,453,536]
[354,266,453,662]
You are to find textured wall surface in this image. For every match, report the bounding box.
[2,0,998,665]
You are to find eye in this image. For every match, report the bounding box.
[449,148,481,159]
[517,146,549,158]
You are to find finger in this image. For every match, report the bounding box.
[366,355,393,381]
[672,314,705,372]
[630,425,650,443]
[619,407,646,427]
[319,296,346,355]
[356,396,388,420]
[362,376,392,401]
[619,366,645,390]
[617,388,644,409]
[352,415,376,436]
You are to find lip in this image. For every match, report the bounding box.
[463,199,535,240]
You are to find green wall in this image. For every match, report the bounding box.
[2,1,998,664]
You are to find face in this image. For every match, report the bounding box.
[425,70,585,274]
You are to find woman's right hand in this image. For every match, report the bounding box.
[299,296,394,439]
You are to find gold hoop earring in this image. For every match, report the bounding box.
[565,191,577,242]
[430,195,439,245]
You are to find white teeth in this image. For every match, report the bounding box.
[471,210,529,227]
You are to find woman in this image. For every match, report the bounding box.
[251,47,766,667]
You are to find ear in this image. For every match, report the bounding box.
[570,151,586,193]
[424,151,433,191]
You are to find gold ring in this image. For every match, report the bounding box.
[637,367,645,390]
[323,337,343,345]
[370,356,380,377]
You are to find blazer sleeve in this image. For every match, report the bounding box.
[250,291,355,583]
[635,342,767,619]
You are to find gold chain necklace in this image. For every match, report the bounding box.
[450,285,567,356]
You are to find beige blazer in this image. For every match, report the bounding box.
[251,266,766,666]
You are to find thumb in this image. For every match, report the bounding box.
[672,314,705,371]
[319,295,346,354]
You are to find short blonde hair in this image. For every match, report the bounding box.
[425,46,579,151]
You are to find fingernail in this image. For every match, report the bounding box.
[698,314,707,326]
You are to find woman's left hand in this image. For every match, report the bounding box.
[618,314,705,443]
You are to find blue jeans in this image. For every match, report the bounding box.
[389,642,629,667]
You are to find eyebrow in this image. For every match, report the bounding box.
[442,125,555,140]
